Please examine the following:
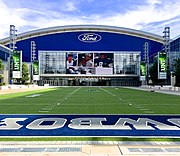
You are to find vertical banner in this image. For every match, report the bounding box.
[140,62,146,81]
[12,50,22,78]
[158,52,167,79]
[32,61,39,80]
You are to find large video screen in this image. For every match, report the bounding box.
[66,52,114,75]
[39,51,140,75]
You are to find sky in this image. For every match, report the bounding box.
[0,0,180,39]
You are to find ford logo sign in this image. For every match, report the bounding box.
[78,33,102,43]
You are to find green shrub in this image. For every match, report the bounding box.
[0,83,6,86]
[24,82,31,85]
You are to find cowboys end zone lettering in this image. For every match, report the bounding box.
[0,115,180,137]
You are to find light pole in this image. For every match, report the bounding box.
[31,41,36,83]
[162,27,170,84]
[9,25,17,84]
[143,42,149,85]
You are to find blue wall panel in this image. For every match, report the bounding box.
[0,50,9,61]
[15,31,162,62]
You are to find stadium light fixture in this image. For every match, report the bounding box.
[31,41,37,83]
[162,27,170,83]
[143,42,149,85]
[9,25,18,84]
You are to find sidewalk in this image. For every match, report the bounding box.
[0,141,180,156]
[126,86,180,96]
[0,86,50,95]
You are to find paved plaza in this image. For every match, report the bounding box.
[0,141,180,155]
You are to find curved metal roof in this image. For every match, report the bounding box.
[0,25,164,45]
[0,44,11,54]
[172,34,180,41]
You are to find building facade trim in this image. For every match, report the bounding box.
[0,25,164,45]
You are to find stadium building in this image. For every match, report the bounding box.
[171,35,180,52]
[169,35,180,72]
[0,44,11,84]
[0,25,165,86]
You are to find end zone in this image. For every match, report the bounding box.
[0,115,180,137]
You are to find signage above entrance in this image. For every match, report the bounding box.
[78,33,102,43]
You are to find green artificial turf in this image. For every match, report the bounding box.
[0,137,179,141]
[0,87,180,141]
[0,87,179,114]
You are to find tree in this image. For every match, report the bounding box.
[0,59,4,71]
[20,63,29,84]
[0,59,4,79]
[173,58,180,86]
[149,60,158,84]
[149,59,165,85]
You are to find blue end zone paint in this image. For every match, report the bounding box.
[0,115,180,137]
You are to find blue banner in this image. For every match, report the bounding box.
[0,115,180,137]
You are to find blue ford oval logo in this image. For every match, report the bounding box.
[78,33,102,43]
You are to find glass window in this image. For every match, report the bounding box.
[114,52,140,75]
[39,51,66,74]
[39,51,140,75]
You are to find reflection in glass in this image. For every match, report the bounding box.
[39,51,140,75]
[39,51,66,74]
[114,52,140,75]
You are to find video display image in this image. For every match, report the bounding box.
[78,53,93,67]
[94,53,113,68]
[66,53,78,74]
[66,52,113,75]
[39,51,140,76]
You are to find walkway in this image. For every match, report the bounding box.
[126,86,180,96]
[0,141,180,155]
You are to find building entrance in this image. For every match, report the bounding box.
[38,76,140,87]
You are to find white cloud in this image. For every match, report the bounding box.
[0,0,179,39]
[64,1,78,12]
[93,0,180,37]
[147,0,162,5]
[0,0,28,38]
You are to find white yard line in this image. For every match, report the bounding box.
[136,106,145,108]
[39,87,81,113]
[0,104,48,105]
[99,87,156,113]
[144,111,155,113]
[99,87,132,105]
[64,87,81,99]
[38,111,49,113]
[139,108,149,111]
[99,87,117,97]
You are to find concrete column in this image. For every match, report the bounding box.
[171,72,176,87]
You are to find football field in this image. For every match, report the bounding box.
[0,87,179,115]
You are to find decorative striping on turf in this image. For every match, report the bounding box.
[0,87,180,114]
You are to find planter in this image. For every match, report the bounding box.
[0,86,9,90]
[175,87,180,91]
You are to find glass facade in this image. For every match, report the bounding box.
[39,51,140,75]
[39,51,66,74]
[169,51,180,71]
[0,45,9,61]
[114,52,140,75]
[169,36,180,71]
[170,36,180,52]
